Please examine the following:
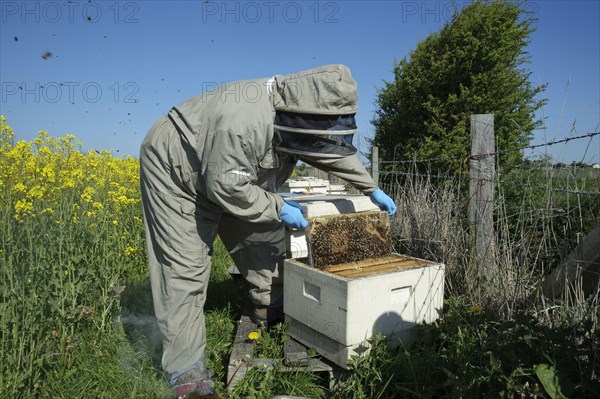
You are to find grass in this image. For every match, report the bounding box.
[1,120,599,398]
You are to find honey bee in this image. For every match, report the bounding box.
[310,212,391,269]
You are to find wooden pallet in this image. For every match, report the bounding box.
[226,315,346,394]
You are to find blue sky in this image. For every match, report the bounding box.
[1,0,598,164]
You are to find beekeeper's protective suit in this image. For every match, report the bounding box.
[140,64,396,395]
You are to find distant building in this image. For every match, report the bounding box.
[592,163,600,169]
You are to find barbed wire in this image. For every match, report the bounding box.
[380,170,462,181]
[380,131,600,165]
[471,131,600,160]
[380,169,600,197]
[381,153,466,165]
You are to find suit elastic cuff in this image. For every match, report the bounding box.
[361,186,378,196]
[273,194,286,221]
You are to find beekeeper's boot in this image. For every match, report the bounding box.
[250,305,284,327]
[174,368,220,399]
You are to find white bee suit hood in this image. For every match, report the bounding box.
[271,64,359,158]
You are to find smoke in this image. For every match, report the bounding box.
[120,312,164,366]
[120,313,160,328]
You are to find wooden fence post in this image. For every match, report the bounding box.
[372,146,379,184]
[469,114,496,290]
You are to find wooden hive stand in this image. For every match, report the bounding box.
[226,314,348,394]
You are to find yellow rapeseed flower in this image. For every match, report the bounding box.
[2,120,144,245]
[124,244,138,256]
[26,185,45,200]
[37,146,52,156]
[42,164,56,182]
[0,115,15,139]
[13,182,26,193]
[80,186,95,203]
[59,135,75,148]
[71,168,84,180]
[62,178,75,189]
[25,157,36,173]
[117,194,136,206]
[14,199,34,220]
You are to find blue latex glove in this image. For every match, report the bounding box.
[370,189,397,216]
[280,200,308,229]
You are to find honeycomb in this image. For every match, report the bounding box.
[307,211,392,269]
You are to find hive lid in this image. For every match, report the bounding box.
[307,210,392,269]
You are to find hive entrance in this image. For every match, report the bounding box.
[307,211,392,269]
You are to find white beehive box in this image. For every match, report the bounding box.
[284,255,445,369]
[282,178,330,194]
[284,195,380,258]
[281,178,347,194]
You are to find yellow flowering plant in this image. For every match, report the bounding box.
[0,116,155,397]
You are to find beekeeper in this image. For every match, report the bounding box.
[140,64,397,398]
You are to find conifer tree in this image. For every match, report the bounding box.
[372,0,546,174]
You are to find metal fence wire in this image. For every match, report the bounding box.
[378,131,600,197]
